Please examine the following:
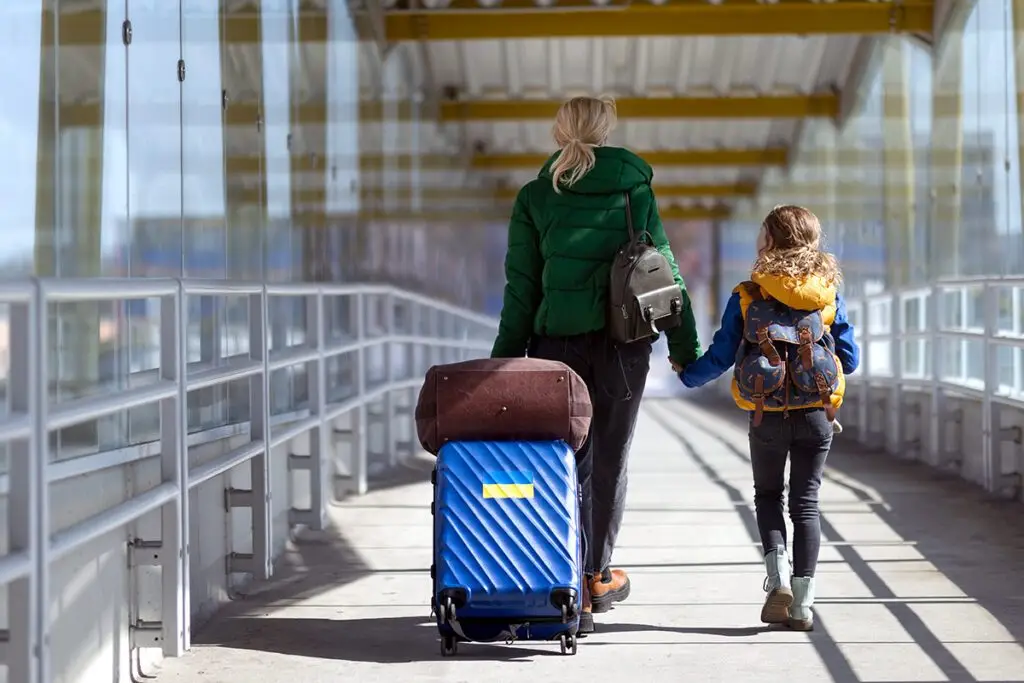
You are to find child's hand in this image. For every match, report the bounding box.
[669,357,684,374]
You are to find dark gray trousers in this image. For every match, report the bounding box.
[529,331,650,576]
[748,408,833,577]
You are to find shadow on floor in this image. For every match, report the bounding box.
[595,622,777,637]
[647,396,1024,683]
[333,450,437,500]
[196,457,434,626]
[195,615,555,662]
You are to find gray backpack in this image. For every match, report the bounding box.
[607,191,684,344]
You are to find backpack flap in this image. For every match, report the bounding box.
[634,286,683,332]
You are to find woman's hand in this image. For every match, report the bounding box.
[669,357,684,374]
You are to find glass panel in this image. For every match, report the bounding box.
[46,0,132,460]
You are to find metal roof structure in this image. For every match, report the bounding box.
[367,0,947,220]
[48,0,950,222]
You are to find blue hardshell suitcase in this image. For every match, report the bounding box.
[431,440,582,656]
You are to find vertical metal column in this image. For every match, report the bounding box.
[929,23,965,280]
[406,299,421,449]
[881,37,915,289]
[248,290,273,578]
[306,290,327,529]
[7,288,45,683]
[928,286,946,465]
[157,288,187,655]
[351,292,368,495]
[981,283,999,491]
[888,294,903,456]
[858,304,871,443]
[382,291,395,467]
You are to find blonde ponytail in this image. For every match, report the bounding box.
[551,140,597,192]
[550,96,617,194]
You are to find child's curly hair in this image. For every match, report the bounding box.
[752,205,842,284]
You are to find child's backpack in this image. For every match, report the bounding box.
[733,281,840,426]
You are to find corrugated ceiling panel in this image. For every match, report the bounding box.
[427,34,863,102]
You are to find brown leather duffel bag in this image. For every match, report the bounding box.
[414,357,592,455]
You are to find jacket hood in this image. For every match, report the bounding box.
[751,272,837,310]
[538,146,653,194]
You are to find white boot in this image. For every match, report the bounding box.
[760,548,793,624]
[789,576,816,631]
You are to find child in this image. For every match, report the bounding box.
[678,205,859,631]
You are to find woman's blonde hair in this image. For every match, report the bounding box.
[550,96,617,193]
[753,205,842,284]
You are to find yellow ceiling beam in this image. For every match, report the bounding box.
[660,205,731,221]
[48,1,933,46]
[221,149,786,174]
[61,95,834,125]
[239,205,732,222]
[44,8,374,46]
[492,182,756,200]
[385,0,934,41]
[438,95,839,121]
[472,148,789,169]
[351,205,732,222]
[232,182,755,203]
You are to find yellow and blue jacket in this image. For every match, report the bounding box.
[679,272,860,412]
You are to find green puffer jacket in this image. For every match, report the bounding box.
[489,146,702,365]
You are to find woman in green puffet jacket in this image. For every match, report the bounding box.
[489,96,702,636]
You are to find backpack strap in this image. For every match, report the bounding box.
[740,281,782,367]
[624,191,654,247]
[750,375,767,427]
[797,325,815,371]
[815,373,837,422]
[623,191,636,244]
[740,281,763,302]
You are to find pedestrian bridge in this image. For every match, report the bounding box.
[158,396,1024,683]
[3,0,1024,681]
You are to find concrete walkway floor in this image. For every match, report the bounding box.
[156,398,1024,683]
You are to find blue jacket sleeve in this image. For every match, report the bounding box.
[680,293,744,388]
[831,294,860,375]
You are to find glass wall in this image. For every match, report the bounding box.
[0,0,494,469]
[729,0,1024,387]
[737,0,1024,294]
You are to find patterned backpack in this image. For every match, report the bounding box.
[733,281,840,426]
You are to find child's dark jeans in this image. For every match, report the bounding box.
[748,408,833,577]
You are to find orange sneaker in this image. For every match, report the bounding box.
[589,568,631,614]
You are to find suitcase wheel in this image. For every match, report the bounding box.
[550,588,579,622]
[560,633,577,656]
[439,595,457,624]
[440,635,458,657]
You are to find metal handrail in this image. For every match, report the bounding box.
[0,277,497,681]
[843,277,1024,496]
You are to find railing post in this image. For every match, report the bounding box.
[178,284,192,650]
[888,293,904,456]
[982,282,999,491]
[429,307,441,367]
[306,289,327,529]
[383,290,396,467]
[857,295,871,445]
[352,291,368,495]
[7,285,46,683]
[248,289,273,579]
[406,298,421,455]
[155,285,187,655]
[928,285,946,465]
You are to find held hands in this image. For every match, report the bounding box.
[669,357,685,374]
